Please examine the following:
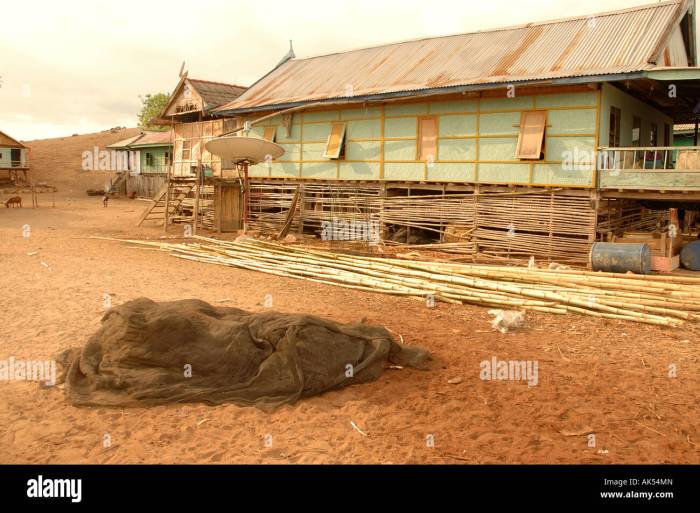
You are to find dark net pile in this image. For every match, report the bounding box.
[56,298,431,409]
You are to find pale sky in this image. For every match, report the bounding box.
[0,0,695,141]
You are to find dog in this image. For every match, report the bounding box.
[4,196,21,208]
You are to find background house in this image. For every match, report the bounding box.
[0,130,29,185]
[674,123,698,146]
[107,130,173,197]
[137,76,246,228]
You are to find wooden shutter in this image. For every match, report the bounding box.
[516,111,547,160]
[324,123,346,159]
[418,116,438,162]
[263,126,277,142]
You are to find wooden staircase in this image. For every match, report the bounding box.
[108,172,127,194]
[137,181,196,227]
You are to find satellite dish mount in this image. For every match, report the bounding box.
[204,136,286,232]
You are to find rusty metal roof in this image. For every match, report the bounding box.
[130,130,173,147]
[106,130,173,149]
[105,134,142,149]
[217,0,692,114]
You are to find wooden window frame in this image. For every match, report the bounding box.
[516,110,547,160]
[145,152,154,166]
[417,116,438,162]
[632,116,642,147]
[324,122,346,159]
[609,106,621,147]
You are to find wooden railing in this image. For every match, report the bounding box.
[598,146,700,172]
[0,159,28,168]
[138,164,171,175]
[598,146,700,190]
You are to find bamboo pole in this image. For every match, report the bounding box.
[92,235,700,327]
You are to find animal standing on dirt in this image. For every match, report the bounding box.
[103,194,109,207]
[4,196,22,208]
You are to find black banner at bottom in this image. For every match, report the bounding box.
[0,464,697,506]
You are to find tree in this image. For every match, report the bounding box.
[137,93,169,130]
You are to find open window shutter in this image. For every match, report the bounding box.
[324,123,346,159]
[263,126,277,142]
[418,117,438,162]
[516,111,547,160]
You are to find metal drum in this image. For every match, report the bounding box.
[590,242,651,275]
[680,240,700,271]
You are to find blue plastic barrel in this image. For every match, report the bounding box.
[590,242,651,275]
[680,241,700,271]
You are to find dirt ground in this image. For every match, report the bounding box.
[0,195,697,464]
[0,131,698,464]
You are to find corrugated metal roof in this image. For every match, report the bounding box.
[130,130,173,147]
[217,0,691,113]
[106,134,143,149]
[106,130,173,149]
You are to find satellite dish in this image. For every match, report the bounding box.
[205,136,285,165]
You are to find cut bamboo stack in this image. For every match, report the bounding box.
[98,235,700,327]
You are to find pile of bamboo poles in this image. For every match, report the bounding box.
[102,235,700,327]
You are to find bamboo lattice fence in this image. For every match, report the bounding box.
[247,182,597,263]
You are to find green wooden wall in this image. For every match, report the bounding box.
[137,146,170,174]
[247,89,600,187]
[0,147,27,168]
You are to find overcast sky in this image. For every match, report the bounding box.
[0,0,694,141]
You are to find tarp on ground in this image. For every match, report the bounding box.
[56,298,431,409]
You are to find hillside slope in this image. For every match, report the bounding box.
[25,128,141,195]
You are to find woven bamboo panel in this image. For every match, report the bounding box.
[246,182,597,263]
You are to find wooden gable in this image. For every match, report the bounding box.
[0,130,26,148]
[164,79,205,117]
